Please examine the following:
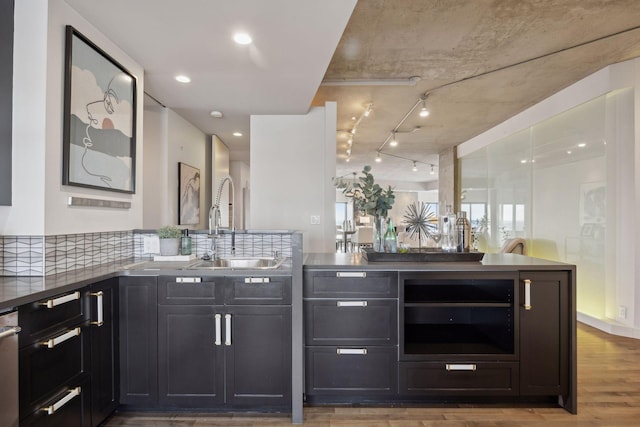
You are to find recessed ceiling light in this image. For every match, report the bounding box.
[210,110,223,118]
[567,150,572,154]
[233,132,243,137]
[233,32,252,45]
[175,75,191,83]
[520,159,527,164]
[578,143,587,148]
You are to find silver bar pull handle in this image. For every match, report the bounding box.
[41,291,80,309]
[214,314,222,346]
[337,348,367,355]
[336,272,366,278]
[42,327,81,349]
[225,314,232,346]
[244,277,270,284]
[41,387,81,415]
[524,279,532,310]
[337,301,368,307]
[90,291,104,326]
[0,326,21,339]
[175,277,202,283]
[446,364,477,371]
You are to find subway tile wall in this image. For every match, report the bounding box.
[1,230,294,277]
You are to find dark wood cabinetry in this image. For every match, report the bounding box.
[118,276,158,408]
[303,270,398,401]
[87,278,119,426]
[19,290,91,426]
[157,275,292,410]
[519,271,571,400]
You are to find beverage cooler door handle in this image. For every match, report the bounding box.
[225,314,232,346]
[214,314,222,346]
[523,279,532,310]
[90,291,104,326]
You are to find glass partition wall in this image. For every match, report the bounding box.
[459,89,633,321]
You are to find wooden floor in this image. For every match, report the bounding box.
[104,322,640,426]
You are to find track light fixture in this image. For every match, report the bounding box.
[375,152,382,163]
[390,131,398,147]
[341,102,373,163]
[412,162,418,172]
[419,99,430,117]
[430,165,435,175]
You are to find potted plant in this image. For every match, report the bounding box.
[336,165,395,251]
[158,225,182,256]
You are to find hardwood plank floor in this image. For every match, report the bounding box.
[104,322,640,426]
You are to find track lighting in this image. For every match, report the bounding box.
[412,162,418,172]
[419,99,430,117]
[390,131,398,147]
[430,165,435,175]
[375,152,382,162]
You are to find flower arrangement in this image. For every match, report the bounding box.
[338,165,395,218]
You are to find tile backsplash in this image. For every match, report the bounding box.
[1,230,295,277]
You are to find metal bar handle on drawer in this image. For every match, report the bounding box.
[90,291,104,326]
[41,291,80,309]
[175,277,202,283]
[42,327,81,349]
[225,314,232,346]
[337,348,367,355]
[41,387,81,415]
[336,272,366,278]
[214,314,222,346]
[0,325,21,339]
[523,279,532,310]
[245,277,270,284]
[446,364,476,371]
[337,301,368,307]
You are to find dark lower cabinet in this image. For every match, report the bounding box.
[157,275,292,411]
[519,271,570,397]
[20,376,91,427]
[119,276,158,408]
[87,278,119,426]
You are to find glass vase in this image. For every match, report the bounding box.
[373,216,386,252]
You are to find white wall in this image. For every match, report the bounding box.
[142,95,169,229]
[230,160,250,229]
[250,103,337,252]
[2,0,146,235]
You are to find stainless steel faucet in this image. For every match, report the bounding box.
[208,176,236,257]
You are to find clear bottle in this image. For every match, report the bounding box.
[384,218,398,253]
[181,229,192,256]
[456,211,471,252]
[440,204,457,252]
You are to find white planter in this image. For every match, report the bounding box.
[159,238,181,256]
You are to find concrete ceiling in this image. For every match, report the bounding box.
[65,0,640,190]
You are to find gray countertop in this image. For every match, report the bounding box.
[303,252,576,271]
[0,257,293,311]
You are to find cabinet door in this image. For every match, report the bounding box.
[88,278,119,426]
[158,305,224,407]
[519,271,569,396]
[224,306,292,408]
[119,276,158,407]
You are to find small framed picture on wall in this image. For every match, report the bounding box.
[179,162,200,225]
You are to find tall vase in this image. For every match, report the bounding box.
[373,216,386,252]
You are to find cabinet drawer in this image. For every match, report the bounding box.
[305,346,397,396]
[20,324,90,419]
[226,276,291,305]
[19,291,86,346]
[304,300,397,345]
[158,275,223,305]
[20,377,90,427]
[304,271,397,298]
[399,362,519,396]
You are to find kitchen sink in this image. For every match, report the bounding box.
[186,256,285,270]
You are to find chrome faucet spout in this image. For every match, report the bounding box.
[208,176,236,255]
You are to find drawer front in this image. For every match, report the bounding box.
[20,323,90,419]
[20,377,90,427]
[304,271,397,298]
[305,346,397,395]
[304,300,397,345]
[19,291,86,346]
[226,276,291,305]
[399,362,519,396]
[158,275,224,305]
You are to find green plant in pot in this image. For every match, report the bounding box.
[336,165,395,252]
[158,225,182,256]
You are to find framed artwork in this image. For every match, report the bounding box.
[179,163,200,225]
[579,181,605,225]
[62,25,137,193]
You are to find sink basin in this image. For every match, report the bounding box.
[186,257,285,270]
